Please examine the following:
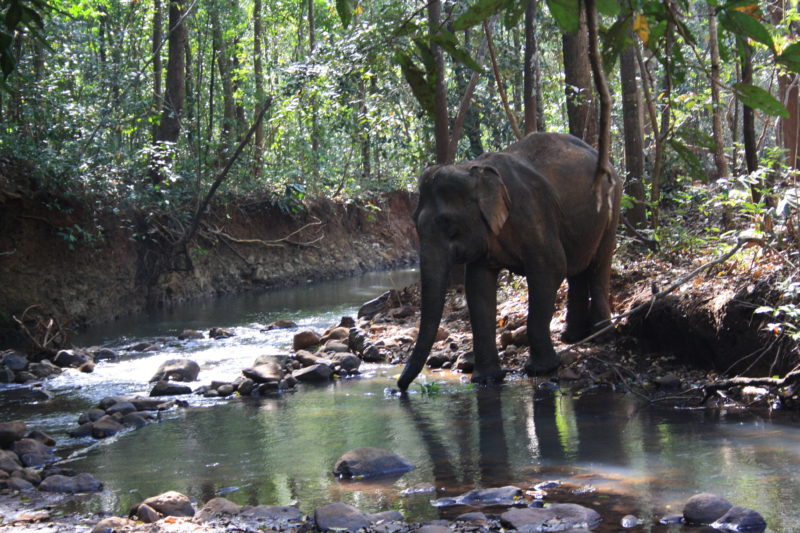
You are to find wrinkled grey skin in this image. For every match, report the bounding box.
[397,132,621,391]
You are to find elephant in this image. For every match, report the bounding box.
[397,132,621,391]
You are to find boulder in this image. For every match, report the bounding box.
[150,381,192,396]
[194,497,243,522]
[294,350,333,368]
[79,408,108,424]
[1,350,29,371]
[358,290,397,320]
[12,438,56,467]
[106,401,137,416]
[314,503,371,532]
[39,472,102,493]
[323,327,350,342]
[500,504,601,531]
[91,348,120,362]
[338,316,356,328]
[711,506,767,531]
[91,415,125,439]
[683,493,733,525]
[0,386,50,404]
[293,330,322,351]
[456,512,488,524]
[426,353,449,369]
[68,422,94,439]
[138,490,195,518]
[362,345,385,362]
[178,329,204,340]
[136,503,162,523]
[242,361,283,383]
[432,486,522,508]
[292,364,333,382]
[216,384,235,397]
[0,421,27,448]
[0,367,14,383]
[129,397,172,411]
[122,412,148,428]
[91,517,136,533]
[28,360,62,379]
[126,342,158,352]
[52,349,94,368]
[348,328,369,354]
[238,505,305,527]
[12,468,41,485]
[149,359,200,382]
[0,449,22,472]
[26,429,56,446]
[323,340,351,353]
[209,327,235,339]
[262,320,298,331]
[455,352,475,373]
[236,378,256,396]
[6,476,35,491]
[333,447,414,479]
[331,353,361,373]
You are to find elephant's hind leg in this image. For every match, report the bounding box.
[561,270,592,343]
[588,227,616,334]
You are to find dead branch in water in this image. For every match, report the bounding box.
[701,368,800,405]
[12,305,71,360]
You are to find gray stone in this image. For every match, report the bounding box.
[68,422,94,439]
[105,401,137,416]
[358,291,396,320]
[294,350,333,367]
[91,348,120,362]
[11,468,41,485]
[217,384,235,397]
[293,330,322,351]
[293,363,333,382]
[53,349,94,368]
[242,362,283,383]
[129,397,171,411]
[262,320,298,331]
[39,472,102,493]
[28,360,62,379]
[426,353,449,369]
[1,350,29,371]
[334,447,414,479]
[12,437,56,467]
[194,497,242,522]
[91,415,125,439]
[323,340,351,353]
[331,353,361,372]
[150,359,200,382]
[238,505,305,526]
[136,503,162,523]
[348,328,369,354]
[414,526,450,533]
[122,412,148,428]
[139,490,195,518]
[711,506,767,531]
[368,510,404,524]
[455,352,475,373]
[456,512,488,523]
[362,345,385,362]
[315,503,371,532]
[433,486,522,508]
[0,449,22,472]
[236,378,256,396]
[91,516,136,533]
[6,476,35,491]
[178,329,204,340]
[0,420,27,448]
[79,408,107,424]
[150,380,192,396]
[209,327,235,339]
[683,493,733,525]
[0,386,51,404]
[323,327,350,342]
[0,367,14,382]
[500,504,601,531]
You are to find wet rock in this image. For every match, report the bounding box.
[334,447,415,479]
[14,370,38,382]
[390,306,415,319]
[126,342,158,352]
[106,401,137,416]
[323,327,350,342]
[711,506,767,531]
[195,497,243,522]
[331,353,361,373]
[1,350,29,371]
[434,327,450,342]
[26,429,55,447]
[659,514,685,525]
[293,330,322,351]
[91,516,136,533]
[500,504,601,531]
[456,512,488,524]
[91,348,120,362]
[0,449,22,472]
[150,380,192,396]
[0,367,14,382]
[68,422,94,438]
[122,412,148,428]
[455,352,475,373]
[13,438,56,467]
[149,358,200,382]
[338,316,356,329]
[91,415,125,439]
[358,291,396,320]
[242,361,283,383]
[655,373,682,389]
[293,363,333,382]
[323,340,351,353]
[28,360,62,379]
[217,383,235,397]
[236,378,256,396]
[348,327,369,354]
[6,476,35,491]
[433,486,522,508]
[0,420,27,448]
[426,353,449,369]
[78,361,96,373]
[129,397,172,411]
[262,319,298,331]
[621,514,641,528]
[41,465,77,478]
[209,327,235,339]
[137,490,195,518]
[400,483,436,495]
[414,526,450,533]
[53,349,94,368]
[683,493,733,525]
[79,408,107,424]
[295,350,333,368]
[178,329,204,340]
[12,468,41,486]
[315,502,371,532]
[135,503,162,523]
[362,345,386,362]
[39,472,102,493]
[238,505,305,526]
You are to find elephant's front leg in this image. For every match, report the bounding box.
[465,264,505,384]
[524,270,562,375]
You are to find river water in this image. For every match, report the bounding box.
[2,268,800,532]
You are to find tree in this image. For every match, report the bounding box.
[523,0,543,134]
[562,9,596,146]
[619,20,646,228]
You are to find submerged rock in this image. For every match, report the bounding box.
[432,486,523,508]
[500,504,601,531]
[52,349,94,369]
[12,437,56,467]
[91,415,125,439]
[293,363,333,382]
[334,447,415,479]
[209,327,235,339]
[149,359,200,382]
[150,380,193,396]
[178,329,204,340]
[39,472,102,493]
[683,493,733,525]
[712,506,767,531]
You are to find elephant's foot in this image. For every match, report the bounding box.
[560,327,590,344]
[471,366,507,385]
[524,354,560,376]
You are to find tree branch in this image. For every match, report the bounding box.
[483,20,523,141]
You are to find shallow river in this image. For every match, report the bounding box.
[2,268,800,532]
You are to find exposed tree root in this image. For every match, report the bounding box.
[11,305,71,360]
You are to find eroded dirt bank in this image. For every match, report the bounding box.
[0,169,418,341]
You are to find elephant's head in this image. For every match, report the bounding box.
[397,164,511,391]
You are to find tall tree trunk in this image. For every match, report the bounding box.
[771,0,799,171]
[428,0,449,164]
[358,75,371,179]
[562,10,596,146]
[152,0,162,144]
[308,0,320,182]
[708,8,728,179]
[619,27,646,228]
[741,43,760,200]
[485,20,523,140]
[253,0,264,152]
[523,0,541,134]
[211,7,235,152]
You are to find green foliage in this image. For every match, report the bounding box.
[733,83,789,118]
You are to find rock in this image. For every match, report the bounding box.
[500,504,601,531]
[433,486,522,508]
[136,503,162,523]
[12,438,56,467]
[238,505,305,526]
[41,465,77,478]
[24,429,55,448]
[150,380,192,396]
[236,378,256,396]
[79,408,107,424]
[323,327,350,342]
[621,514,641,528]
[78,361,96,373]
[91,348,120,362]
[426,353,449,369]
[178,329,204,340]
[106,401,137,416]
[139,490,195,518]
[1,350,29,371]
[333,447,414,479]
[315,503,371,532]
[331,353,361,373]
[242,361,283,383]
[122,412,148,428]
[295,350,332,367]
[683,493,733,525]
[655,373,682,389]
[293,330,322,351]
[323,340,351,353]
[262,320,298,331]
[338,316,356,328]
[358,291,397,320]
[209,327,235,339]
[455,352,475,373]
[348,328,369,354]
[711,506,767,531]
[434,327,450,342]
[0,386,50,404]
[0,367,14,382]
[12,468,41,486]
[369,510,404,524]
[414,526,450,533]
[28,360,62,379]
[0,449,22,472]
[53,349,94,368]
[149,359,200,382]
[362,345,385,362]
[217,384,235,396]
[126,342,158,352]
[129,397,172,411]
[194,497,243,522]
[6,476,35,491]
[456,512,488,523]
[0,421,27,448]
[91,415,125,439]
[39,472,102,493]
[91,516,136,533]
[390,306,415,319]
[68,422,94,438]
[293,363,333,382]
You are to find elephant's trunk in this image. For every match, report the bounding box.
[397,254,450,391]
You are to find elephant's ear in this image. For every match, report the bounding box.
[471,165,511,235]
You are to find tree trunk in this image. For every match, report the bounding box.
[708,8,728,179]
[358,75,371,179]
[782,75,800,171]
[212,7,235,152]
[523,0,541,134]
[308,0,320,182]
[741,44,760,200]
[485,20,523,140]
[428,0,450,164]
[253,0,264,152]
[151,0,162,143]
[562,10,596,146]
[619,26,646,228]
